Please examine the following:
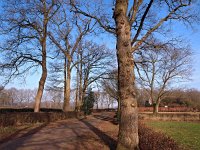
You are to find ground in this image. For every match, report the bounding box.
[1,112,199,150]
[0,112,118,150]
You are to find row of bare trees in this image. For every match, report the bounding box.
[0,87,64,108]
[0,0,199,149]
[0,0,113,113]
[1,86,199,110]
[0,88,36,107]
[0,86,117,110]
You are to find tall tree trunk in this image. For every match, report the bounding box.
[63,57,67,110]
[75,69,79,111]
[75,54,79,112]
[63,60,71,112]
[75,49,82,112]
[34,9,48,112]
[79,51,83,106]
[114,1,139,149]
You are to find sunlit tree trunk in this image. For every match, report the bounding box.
[34,7,48,112]
[114,0,139,149]
[63,59,71,112]
[75,61,79,111]
[34,64,47,112]
[79,51,83,108]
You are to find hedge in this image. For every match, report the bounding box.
[0,108,63,113]
[0,112,76,127]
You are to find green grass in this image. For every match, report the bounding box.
[146,121,200,150]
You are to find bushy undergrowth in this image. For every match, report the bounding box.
[139,122,180,150]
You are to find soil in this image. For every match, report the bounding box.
[0,112,118,150]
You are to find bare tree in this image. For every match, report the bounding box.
[101,69,120,115]
[135,38,192,113]
[0,0,61,112]
[93,91,101,109]
[0,89,12,107]
[47,3,96,111]
[70,0,197,149]
[101,70,118,101]
[75,41,114,110]
[0,88,36,107]
[44,89,63,108]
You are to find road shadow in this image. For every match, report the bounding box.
[0,123,48,150]
[93,114,118,125]
[80,119,117,150]
[0,126,30,145]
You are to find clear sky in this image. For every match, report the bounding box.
[182,32,200,90]
[174,23,200,90]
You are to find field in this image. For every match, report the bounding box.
[146,121,200,150]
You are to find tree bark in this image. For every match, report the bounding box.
[63,59,71,112]
[34,67,47,112]
[82,78,88,103]
[114,0,139,149]
[77,50,83,112]
[117,97,121,122]
[63,57,67,110]
[75,63,79,112]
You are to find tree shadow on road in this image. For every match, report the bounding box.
[80,119,117,150]
[93,114,118,125]
[0,123,48,150]
[0,126,30,145]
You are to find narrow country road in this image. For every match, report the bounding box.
[0,113,118,150]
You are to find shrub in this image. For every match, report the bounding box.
[82,89,95,115]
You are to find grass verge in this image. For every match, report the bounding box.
[146,121,200,150]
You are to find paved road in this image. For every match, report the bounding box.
[0,114,117,150]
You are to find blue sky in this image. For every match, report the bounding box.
[176,24,200,90]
